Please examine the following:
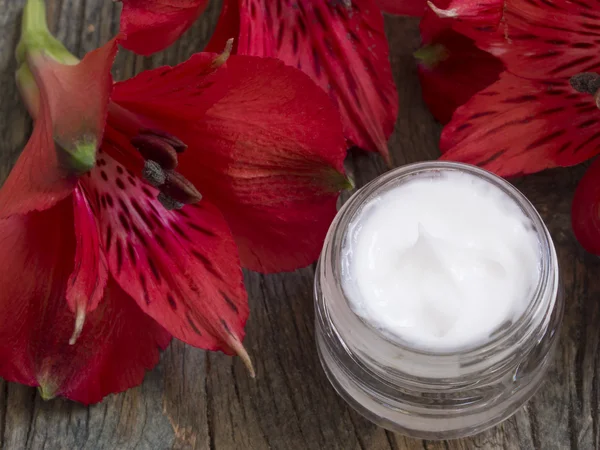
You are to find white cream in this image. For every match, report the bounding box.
[342,170,541,352]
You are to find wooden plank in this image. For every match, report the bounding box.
[0,0,597,448]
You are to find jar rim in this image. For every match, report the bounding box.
[322,161,559,362]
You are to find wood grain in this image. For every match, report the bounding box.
[0,1,596,449]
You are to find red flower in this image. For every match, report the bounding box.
[435,0,600,252]
[438,0,600,171]
[118,0,209,55]
[415,3,503,123]
[2,1,348,403]
[206,0,399,164]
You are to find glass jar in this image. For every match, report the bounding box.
[314,161,563,440]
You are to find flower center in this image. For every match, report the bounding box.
[133,129,202,210]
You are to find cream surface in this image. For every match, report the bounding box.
[342,171,541,352]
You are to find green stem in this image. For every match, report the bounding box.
[16,0,78,65]
[22,0,49,36]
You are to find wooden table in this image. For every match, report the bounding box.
[0,1,596,449]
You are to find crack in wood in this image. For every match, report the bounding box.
[528,402,542,450]
[384,430,396,450]
[0,382,7,449]
[205,353,216,450]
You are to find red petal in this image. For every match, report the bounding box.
[440,72,600,176]
[0,87,68,218]
[572,157,600,254]
[0,40,117,219]
[109,53,229,133]
[377,0,427,16]
[0,201,171,404]
[167,55,348,272]
[420,3,454,42]
[0,204,73,388]
[66,186,109,343]
[417,29,503,123]
[119,0,208,55]
[31,39,117,158]
[419,0,504,51]
[428,0,503,27]
[59,278,171,404]
[82,148,250,367]
[470,0,600,80]
[208,0,398,162]
[205,0,240,52]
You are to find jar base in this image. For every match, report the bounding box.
[317,329,553,440]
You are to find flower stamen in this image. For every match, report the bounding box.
[161,170,203,205]
[131,134,179,170]
[134,130,202,210]
[139,128,187,153]
[570,72,600,95]
[157,192,185,210]
[142,160,166,187]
